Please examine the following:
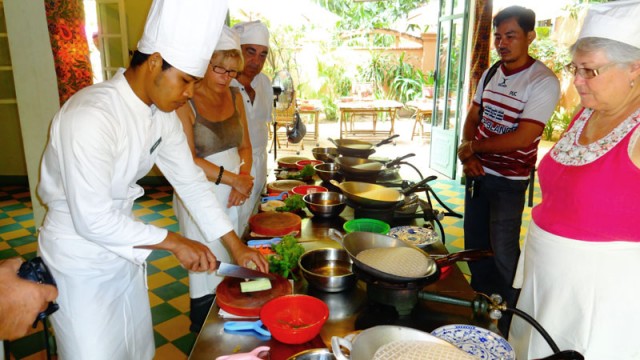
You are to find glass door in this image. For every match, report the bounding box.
[429,0,470,179]
[95,0,128,80]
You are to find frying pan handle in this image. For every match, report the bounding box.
[400,175,438,195]
[327,228,345,245]
[375,134,400,147]
[434,249,494,267]
[386,153,415,168]
[331,335,354,360]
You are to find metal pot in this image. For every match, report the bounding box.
[298,248,356,292]
[328,134,399,158]
[329,176,436,209]
[332,325,454,360]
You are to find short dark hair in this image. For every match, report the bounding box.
[129,50,173,70]
[493,6,536,33]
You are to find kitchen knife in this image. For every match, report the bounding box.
[216,261,276,280]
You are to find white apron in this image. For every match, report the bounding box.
[39,209,154,360]
[173,147,241,298]
[510,221,640,360]
[237,149,267,236]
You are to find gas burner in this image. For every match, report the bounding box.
[352,265,431,316]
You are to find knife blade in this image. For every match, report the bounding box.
[216,261,276,280]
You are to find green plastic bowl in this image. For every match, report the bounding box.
[343,218,390,234]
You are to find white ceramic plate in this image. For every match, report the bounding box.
[431,324,515,360]
[388,226,439,248]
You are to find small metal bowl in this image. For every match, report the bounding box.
[312,147,339,163]
[288,348,336,360]
[298,248,356,293]
[314,163,344,183]
[303,191,347,218]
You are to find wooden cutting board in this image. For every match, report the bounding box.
[249,211,302,237]
[216,275,292,317]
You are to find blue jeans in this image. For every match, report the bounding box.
[464,173,528,335]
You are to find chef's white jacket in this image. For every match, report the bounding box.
[37,69,233,359]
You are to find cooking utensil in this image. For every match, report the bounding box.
[215,346,271,360]
[328,134,399,158]
[329,229,492,283]
[261,192,288,203]
[278,156,310,169]
[311,147,339,163]
[287,348,335,360]
[331,325,456,360]
[247,238,282,247]
[216,261,276,280]
[303,192,347,218]
[314,163,344,183]
[216,275,292,317]
[248,211,302,237]
[298,248,356,292]
[223,320,272,340]
[260,295,329,344]
[330,175,436,209]
[334,153,415,177]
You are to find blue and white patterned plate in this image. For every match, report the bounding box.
[388,226,440,248]
[431,324,515,360]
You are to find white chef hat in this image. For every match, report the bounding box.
[137,0,229,78]
[216,26,240,51]
[233,21,270,47]
[578,0,640,49]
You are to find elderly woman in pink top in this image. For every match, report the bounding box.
[509,2,640,359]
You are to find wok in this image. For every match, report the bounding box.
[328,134,399,158]
[334,153,415,178]
[329,229,492,283]
[330,175,436,209]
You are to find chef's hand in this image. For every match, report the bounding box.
[141,232,218,272]
[233,173,254,200]
[220,231,269,273]
[461,156,485,178]
[227,188,250,208]
[0,257,58,340]
[457,140,475,163]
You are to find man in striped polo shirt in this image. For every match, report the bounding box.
[457,5,560,336]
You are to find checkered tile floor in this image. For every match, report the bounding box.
[0,175,541,359]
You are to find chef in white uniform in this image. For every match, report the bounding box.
[232,21,274,235]
[36,1,267,359]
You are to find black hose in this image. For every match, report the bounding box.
[504,307,561,354]
[397,161,424,180]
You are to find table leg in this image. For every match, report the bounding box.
[314,111,319,144]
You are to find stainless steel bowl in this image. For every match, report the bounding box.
[312,147,339,163]
[303,191,347,218]
[288,348,336,360]
[298,248,356,293]
[314,163,344,183]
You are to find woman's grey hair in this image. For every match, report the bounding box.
[571,37,640,64]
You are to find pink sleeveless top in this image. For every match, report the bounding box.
[533,107,640,242]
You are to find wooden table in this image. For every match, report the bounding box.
[336,99,403,139]
[406,99,434,140]
[189,207,495,359]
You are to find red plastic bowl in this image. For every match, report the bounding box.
[291,185,328,196]
[260,294,329,344]
[296,159,324,170]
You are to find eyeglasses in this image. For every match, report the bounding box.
[563,63,617,79]
[210,64,238,78]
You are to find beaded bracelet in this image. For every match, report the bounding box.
[215,166,224,185]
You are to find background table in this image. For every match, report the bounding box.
[406,99,434,140]
[336,99,403,138]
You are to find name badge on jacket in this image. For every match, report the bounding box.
[150,137,162,154]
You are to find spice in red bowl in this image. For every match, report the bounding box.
[260,294,329,344]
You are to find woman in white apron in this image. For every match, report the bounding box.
[509,2,640,358]
[173,27,254,333]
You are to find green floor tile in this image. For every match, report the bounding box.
[151,303,181,326]
[172,332,197,355]
[152,281,190,301]
[165,265,188,280]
